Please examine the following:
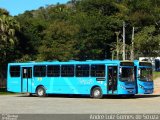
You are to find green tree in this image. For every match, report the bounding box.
[15,0,160,62]
[0,8,9,16]
[37,20,79,61]
[15,16,47,61]
[0,9,20,85]
[134,26,160,57]
[0,14,20,64]
[77,0,119,16]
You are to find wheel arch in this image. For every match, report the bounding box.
[35,85,45,93]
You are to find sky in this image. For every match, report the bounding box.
[0,0,69,16]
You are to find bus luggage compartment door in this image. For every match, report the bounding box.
[107,66,118,94]
[21,67,32,92]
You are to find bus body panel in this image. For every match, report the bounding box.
[32,77,107,94]
[7,77,21,92]
[137,80,154,94]
[118,81,135,94]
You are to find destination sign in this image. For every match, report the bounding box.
[120,62,134,66]
[139,62,152,66]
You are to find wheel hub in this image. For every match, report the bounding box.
[94,90,100,97]
[38,89,44,96]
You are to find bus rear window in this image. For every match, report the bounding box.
[47,65,60,77]
[91,65,105,77]
[76,65,89,77]
[34,65,46,77]
[10,66,20,77]
[61,65,74,77]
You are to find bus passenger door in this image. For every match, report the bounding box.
[21,67,32,92]
[107,66,118,94]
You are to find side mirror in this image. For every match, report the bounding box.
[119,67,122,74]
[138,69,140,77]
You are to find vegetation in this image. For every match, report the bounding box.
[0,0,160,81]
[153,71,160,80]
[0,8,20,83]
[0,92,17,95]
[14,0,160,61]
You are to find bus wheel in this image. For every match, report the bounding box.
[91,87,103,99]
[127,94,135,98]
[36,86,46,97]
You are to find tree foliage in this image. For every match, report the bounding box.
[135,26,160,57]
[0,0,160,64]
[0,8,20,80]
[37,20,79,61]
[0,10,20,65]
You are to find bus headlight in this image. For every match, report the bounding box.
[120,85,126,89]
[139,84,144,90]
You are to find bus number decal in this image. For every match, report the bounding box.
[79,79,93,85]
[38,77,42,81]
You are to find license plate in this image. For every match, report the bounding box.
[146,90,151,93]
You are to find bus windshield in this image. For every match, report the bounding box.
[139,68,152,81]
[120,67,134,82]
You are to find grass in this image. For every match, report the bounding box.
[0,88,6,92]
[0,92,16,95]
[153,71,160,80]
[0,88,17,95]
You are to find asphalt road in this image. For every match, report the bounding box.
[0,94,160,114]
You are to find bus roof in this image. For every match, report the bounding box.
[8,60,122,66]
[134,60,152,67]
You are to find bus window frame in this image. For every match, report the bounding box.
[34,65,46,77]
[61,65,74,77]
[91,64,105,77]
[10,65,21,77]
[47,65,60,77]
[76,64,90,77]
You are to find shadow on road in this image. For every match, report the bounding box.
[132,94,160,98]
[103,94,160,99]
[16,93,160,99]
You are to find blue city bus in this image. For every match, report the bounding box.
[7,60,135,98]
[134,60,154,94]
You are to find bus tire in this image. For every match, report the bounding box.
[127,94,135,98]
[36,86,46,97]
[91,87,103,99]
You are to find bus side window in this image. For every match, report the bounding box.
[61,65,74,77]
[23,68,32,78]
[76,65,89,77]
[10,66,20,77]
[34,65,46,77]
[91,65,105,77]
[47,65,60,77]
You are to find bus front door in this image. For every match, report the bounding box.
[107,66,118,94]
[21,67,32,92]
